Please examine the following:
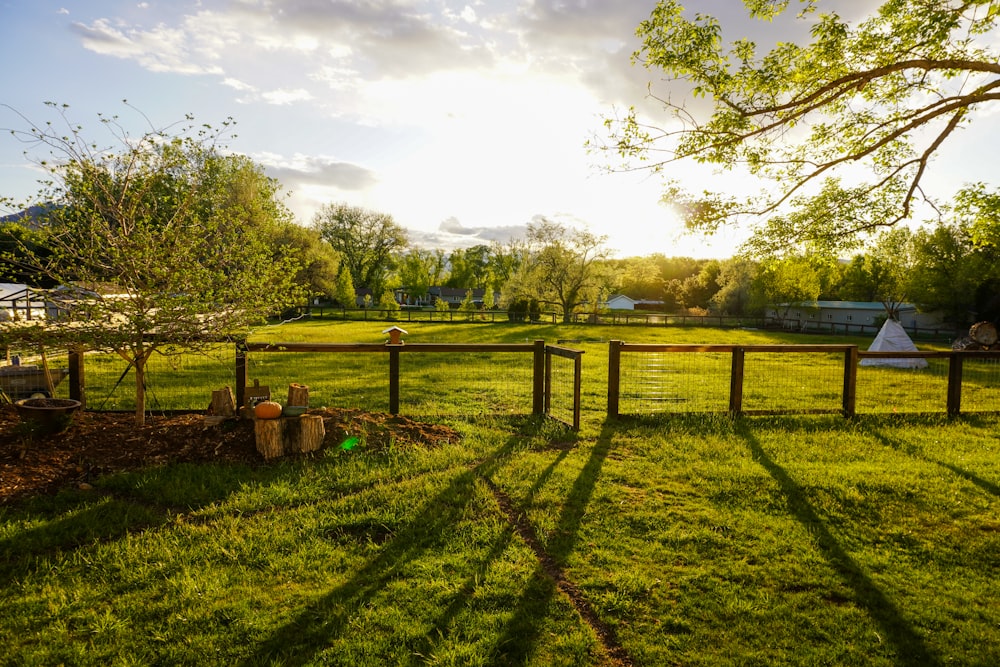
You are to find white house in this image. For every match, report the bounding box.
[604,294,666,311]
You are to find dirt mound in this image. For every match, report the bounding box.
[0,406,460,505]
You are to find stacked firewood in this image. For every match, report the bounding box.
[952,321,999,350]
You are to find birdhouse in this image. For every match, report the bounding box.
[382,325,408,345]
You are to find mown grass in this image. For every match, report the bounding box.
[2,409,999,665]
[7,321,999,665]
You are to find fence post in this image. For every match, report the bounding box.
[608,340,621,418]
[947,352,963,417]
[532,339,545,415]
[843,346,858,418]
[729,347,745,416]
[388,345,401,415]
[235,340,248,409]
[68,345,85,407]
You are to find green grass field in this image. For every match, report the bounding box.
[3,321,999,665]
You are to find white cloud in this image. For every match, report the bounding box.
[261,88,314,105]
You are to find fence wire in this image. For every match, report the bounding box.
[546,352,579,428]
[397,351,534,417]
[742,351,845,413]
[81,344,236,411]
[618,351,731,414]
[855,358,951,414]
[246,350,389,411]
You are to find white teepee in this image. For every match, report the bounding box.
[859,318,928,368]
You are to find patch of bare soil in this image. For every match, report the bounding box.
[0,406,460,505]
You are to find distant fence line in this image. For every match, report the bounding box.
[289,306,956,340]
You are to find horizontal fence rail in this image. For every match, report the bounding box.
[608,341,1000,419]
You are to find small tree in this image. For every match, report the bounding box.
[377,289,400,320]
[459,289,477,320]
[332,267,356,308]
[434,295,452,313]
[0,104,304,425]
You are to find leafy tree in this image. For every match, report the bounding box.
[601,0,1000,252]
[459,289,477,319]
[435,294,452,312]
[750,254,823,325]
[504,218,612,323]
[907,222,983,327]
[446,245,492,290]
[397,248,447,304]
[613,256,664,301]
[711,257,758,317]
[377,288,400,319]
[273,223,342,301]
[312,202,407,295]
[332,267,356,308]
[487,239,528,297]
[680,260,722,310]
[0,104,304,425]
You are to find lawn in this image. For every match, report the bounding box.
[2,321,998,665]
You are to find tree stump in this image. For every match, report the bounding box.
[287,383,310,407]
[255,419,284,459]
[254,414,325,459]
[209,387,236,417]
[285,414,325,454]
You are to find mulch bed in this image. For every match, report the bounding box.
[0,405,460,505]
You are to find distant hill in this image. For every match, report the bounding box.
[0,204,57,228]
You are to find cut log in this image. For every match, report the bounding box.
[970,321,998,346]
[254,414,326,458]
[210,387,236,417]
[255,419,284,459]
[287,383,310,407]
[284,414,325,454]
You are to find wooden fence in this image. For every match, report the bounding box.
[236,340,584,430]
[607,341,1000,418]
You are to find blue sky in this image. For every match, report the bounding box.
[1,1,996,259]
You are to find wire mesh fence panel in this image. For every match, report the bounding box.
[618,351,731,414]
[547,352,579,427]
[246,350,389,412]
[397,351,534,417]
[957,357,1000,413]
[855,358,950,414]
[84,344,236,411]
[741,351,845,413]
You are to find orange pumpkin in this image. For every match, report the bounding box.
[254,400,282,420]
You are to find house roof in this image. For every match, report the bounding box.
[778,300,917,311]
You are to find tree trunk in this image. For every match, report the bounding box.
[134,357,146,426]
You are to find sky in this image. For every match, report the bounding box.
[1,0,997,260]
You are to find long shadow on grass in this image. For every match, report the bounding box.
[734,422,941,666]
[490,423,632,666]
[415,445,577,664]
[867,427,1000,499]
[238,426,545,666]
